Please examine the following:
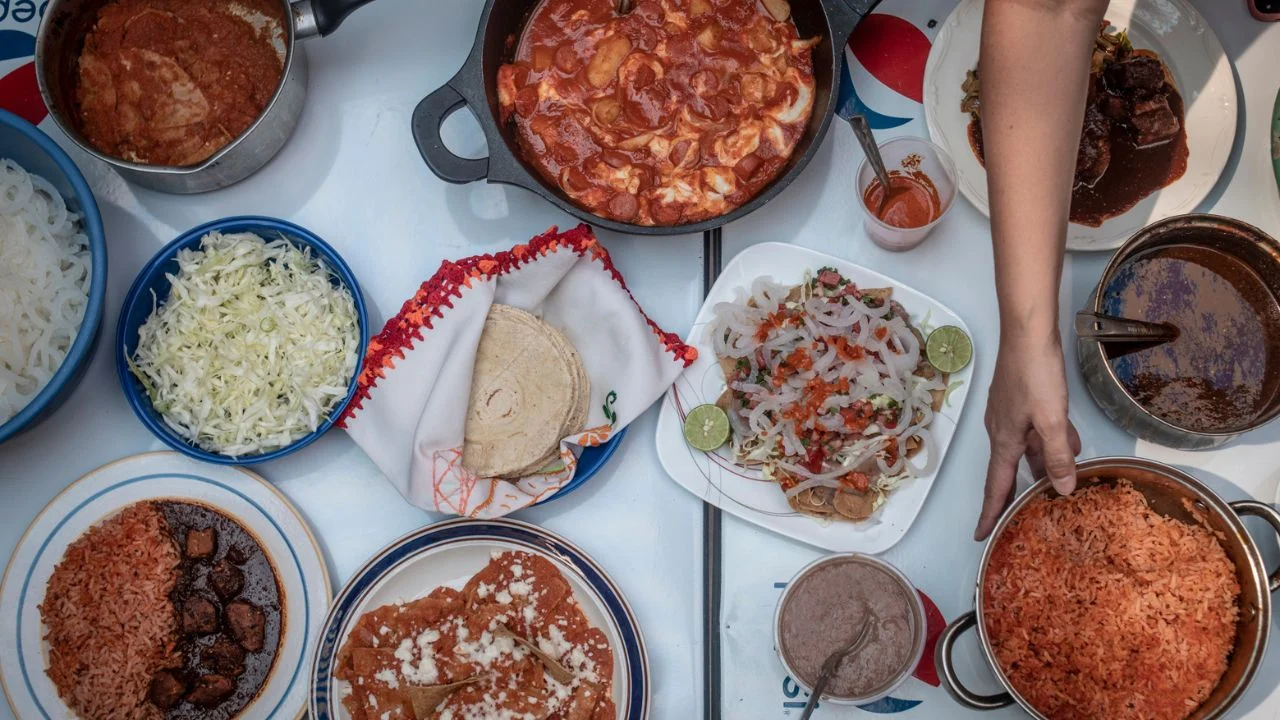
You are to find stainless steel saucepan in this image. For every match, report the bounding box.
[1076,214,1280,450]
[936,457,1280,720]
[36,0,376,193]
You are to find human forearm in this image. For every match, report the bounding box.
[979,0,1108,343]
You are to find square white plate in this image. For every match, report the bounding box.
[655,243,974,553]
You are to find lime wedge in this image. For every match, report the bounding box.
[926,325,973,374]
[683,404,731,452]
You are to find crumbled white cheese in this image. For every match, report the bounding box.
[476,582,495,598]
[567,646,599,683]
[373,668,399,689]
[538,625,571,660]
[495,590,513,605]
[369,694,378,708]
[419,628,442,647]
[508,580,531,597]
[544,671,573,702]
[379,625,391,635]
[510,564,524,578]
[455,630,519,668]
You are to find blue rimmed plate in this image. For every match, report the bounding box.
[309,517,650,719]
[0,452,331,719]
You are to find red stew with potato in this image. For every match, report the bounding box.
[497,0,819,226]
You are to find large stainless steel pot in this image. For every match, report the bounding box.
[936,457,1280,720]
[412,0,877,236]
[1076,214,1280,450]
[35,0,376,193]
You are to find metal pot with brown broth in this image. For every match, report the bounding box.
[1100,243,1280,433]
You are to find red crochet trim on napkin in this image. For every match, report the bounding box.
[337,224,697,427]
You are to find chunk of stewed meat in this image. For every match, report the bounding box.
[1074,103,1112,187]
[1100,94,1129,120]
[209,559,244,600]
[202,636,246,676]
[225,601,266,652]
[1129,94,1180,146]
[148,669,188,710]
[225,544,250,565]
[181,596,220,636]
[186,674,235,707]
[1107,56,1165,92]
[185,528,216,559]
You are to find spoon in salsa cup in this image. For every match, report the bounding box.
[849,114,893,216]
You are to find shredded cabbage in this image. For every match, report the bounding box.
[130,231,359,456]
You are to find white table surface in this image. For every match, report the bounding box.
[1,0,1278,719]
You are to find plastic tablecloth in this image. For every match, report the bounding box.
[0,0,1278,719]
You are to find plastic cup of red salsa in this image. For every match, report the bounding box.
[856,136,957,252]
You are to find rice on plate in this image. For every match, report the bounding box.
[0,158,91,424]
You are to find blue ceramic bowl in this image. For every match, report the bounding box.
[539,426,627,505]
[0,110,108,445]
[116,217,368,465]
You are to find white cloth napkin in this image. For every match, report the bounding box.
[339,225,696,517]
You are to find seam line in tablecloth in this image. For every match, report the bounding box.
[703,226,723,720]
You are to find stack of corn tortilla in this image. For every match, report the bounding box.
[462,305,590,478]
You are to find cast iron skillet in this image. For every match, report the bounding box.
[412,0,877,236]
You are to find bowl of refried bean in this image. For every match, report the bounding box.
[774,553,925,704]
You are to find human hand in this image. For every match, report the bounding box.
[974,332,1082,540]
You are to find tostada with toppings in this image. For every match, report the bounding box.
[711,268,950,521]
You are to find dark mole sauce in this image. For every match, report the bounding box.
[158,500,283,720]
[966,89,1188,228]
[1101,244,1280,432]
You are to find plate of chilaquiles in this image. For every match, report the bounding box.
[309,518,648,720]
[656,243,974,553]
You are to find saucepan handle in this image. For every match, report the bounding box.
[936,610,1015,711]
[822,0,878,47]
[411,83,490,185]
[1230,500,1280,593]
[292,0,377,38]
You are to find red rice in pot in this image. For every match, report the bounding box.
[39,502,181,720]
[983,482,1240,720]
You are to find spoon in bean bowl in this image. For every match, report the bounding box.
[799,612,874,720]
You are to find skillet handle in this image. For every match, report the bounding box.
[936,611,1014,711]
[292,0,376,38]
[1230,500,1280,593]
[412,84,489,185]
[822,0,878,45]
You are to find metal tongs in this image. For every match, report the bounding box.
[1074,311,1179,345]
